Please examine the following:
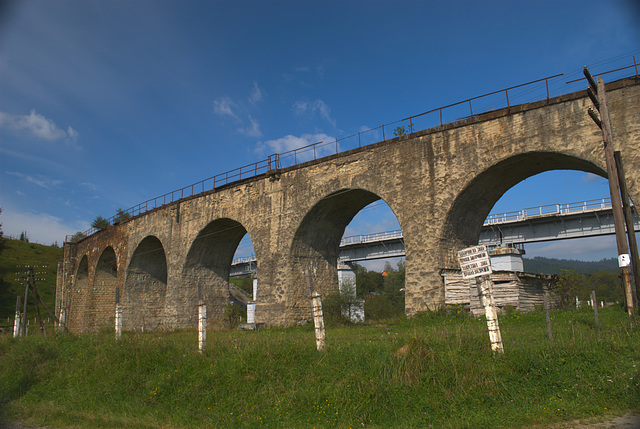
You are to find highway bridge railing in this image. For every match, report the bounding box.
[484,198,613,225]
[66,56,638,243]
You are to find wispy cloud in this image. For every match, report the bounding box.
[214,82,264,137]
[6,171,63,189]
[580,172,605,185]
[248,81,263,105]
[293,99,336,127]
[238,115,262,138]
[212,96,239,120]
[0,110,79,147]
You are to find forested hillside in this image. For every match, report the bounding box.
[524,256,618,275]
[0,238,62,324]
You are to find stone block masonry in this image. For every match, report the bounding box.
[57,78,640,333]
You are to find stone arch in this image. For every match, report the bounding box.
[287,188,387,322]
[89,246,118,331]
[69,255,89,331]
[123,236,167,331]
[182,218,249,324]
[441,151,607,254]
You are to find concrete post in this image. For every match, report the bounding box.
[13,312,21,338]
[198,302,206,353]
[247,302,256,324]
[252,278,258,301]
[311,292,326,351]
[58,308,66,334]
[477,275,504,353]
[115,305,122,340]
[13,296,21,338]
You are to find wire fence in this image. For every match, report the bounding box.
[67,56,639,243]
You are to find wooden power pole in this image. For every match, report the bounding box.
[584,67,635,322]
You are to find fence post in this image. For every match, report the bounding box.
[477,275,504,353]
[544,291,553,344]
[198,301,207,353]
[115,304,123,340]
[311,292,326,351]
[13,296,21,338]
[591,290,601,341]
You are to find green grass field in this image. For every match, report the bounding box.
[1,305,638,428]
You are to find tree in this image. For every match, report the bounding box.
[393,126,407,137]
[71,231,86,242]
[354,263,384,298]
[19,231,29,242]
[551,269,587,309]
[91,216,109,230]
[588,270,623,304]
[113,208,131,224]
[363,261,406,320]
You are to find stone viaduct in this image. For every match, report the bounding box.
[56,77,640,333]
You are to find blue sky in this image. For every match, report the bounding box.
[1,0,638,265]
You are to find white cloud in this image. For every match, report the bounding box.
[238,115,262,138]
[2,209,87,245]
[0,110,79,146]
[212,96,239,120]
[257,132,335,153]
[293,99,336,127]
[249,81,262,105]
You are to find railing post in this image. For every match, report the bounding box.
[545,78,550,101]
[382,124,385,141]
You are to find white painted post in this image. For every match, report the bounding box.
[198,302,207,353]
[477,275,504,353]
[311,292,326,351]
[13,296,21,338]
[58,308,66,333]
[115,304,123,340]
[247,302,256,324]
[252,278,258,301]
[13,311,21,338]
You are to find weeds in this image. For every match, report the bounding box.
[0,306,638,428]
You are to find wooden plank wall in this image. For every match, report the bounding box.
[442,270,556,316]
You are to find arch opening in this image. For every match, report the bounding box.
[124,236,167,331]
[440,152,619,312]
[443,152,606,251]
[183,218,250,324]
[290,188,404,323]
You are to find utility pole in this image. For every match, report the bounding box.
[614,151,640,310]
[584,67,635,322]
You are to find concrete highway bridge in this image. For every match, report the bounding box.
[56,74,640,333]
[229,197,639,276]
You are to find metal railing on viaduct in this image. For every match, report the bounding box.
[67,57,639,242]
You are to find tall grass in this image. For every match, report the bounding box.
[1,306,638,428]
